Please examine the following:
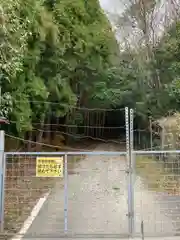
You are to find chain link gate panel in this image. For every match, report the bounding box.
[133,150,180,238]
[2,152,131,239]
[130,109,180,238]
[0,107,135,239]
[65,152,129,237]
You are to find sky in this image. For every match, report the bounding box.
[98,0,179,47]
[99,0,125,14]
[99,0,126,43]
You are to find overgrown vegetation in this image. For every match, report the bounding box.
[1,0,180,147]
[136,155,180,194]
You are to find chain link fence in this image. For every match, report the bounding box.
[2,151,131,239]
[134,150,180,238]
[3,107,180,239]
[4,153,60,236]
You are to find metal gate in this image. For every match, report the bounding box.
[0,107,135,239]
[131,109,180,238]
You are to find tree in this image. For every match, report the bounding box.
[0,0,121,142]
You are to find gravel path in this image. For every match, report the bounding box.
[22,143,176,239]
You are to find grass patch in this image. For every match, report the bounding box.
[136,156,180,194]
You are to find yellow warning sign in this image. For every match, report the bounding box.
[36,157,63,177]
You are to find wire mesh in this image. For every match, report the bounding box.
[4,154,64,237]
[66,153,128,235]
[134,151,180,237]
[3,152,130,239]
[6,107,127,152]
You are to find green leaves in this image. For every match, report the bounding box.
[12,92,32,134]
[1,0,141,136]
[0,92,13,118]
[167,79,180,102]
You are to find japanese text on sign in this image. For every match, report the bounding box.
[36,157,63,177]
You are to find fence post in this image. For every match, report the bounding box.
[64,154,68,234]
[130,109,135,236]
[125,107,132,236]
[0,130,5,232]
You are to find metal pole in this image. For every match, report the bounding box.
[125,107,130,168]
[125,107,132,235]
[0,130,4,232]
[130,109,135,236]
[125,107,130,164]
[64,154,68,234]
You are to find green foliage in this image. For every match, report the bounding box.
[1,0,180,140]
[112,19,180,125]
[0,0,121,135]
